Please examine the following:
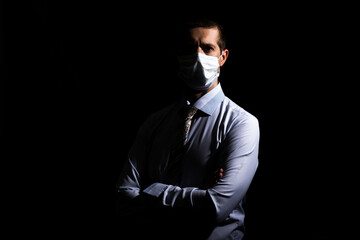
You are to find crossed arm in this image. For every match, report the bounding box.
[116,116,259,225]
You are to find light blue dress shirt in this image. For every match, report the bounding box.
[116,83,260,239]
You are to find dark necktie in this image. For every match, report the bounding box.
[167,106,198,184]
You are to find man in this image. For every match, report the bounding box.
[116,18,260,240]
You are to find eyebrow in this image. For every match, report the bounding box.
[181,40,218,50]
[199,42,218,50]
[201,43,216,48]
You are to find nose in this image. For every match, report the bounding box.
[197,46,205,54]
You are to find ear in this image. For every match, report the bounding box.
[219,49,229,67]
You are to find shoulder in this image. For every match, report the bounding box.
[220,97,260,153]
[221,97,259,128]
[146,102,178,124]
[138,102,178,134]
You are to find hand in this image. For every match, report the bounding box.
[203,168,223,189]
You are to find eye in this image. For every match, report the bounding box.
[203,45,214,53]
[178,43,197,55]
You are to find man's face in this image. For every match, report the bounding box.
[179,27,222,58]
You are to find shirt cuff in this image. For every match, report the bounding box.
[190,189,207,207]
[143,183,168,198]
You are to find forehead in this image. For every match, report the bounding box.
[186,27,220,44]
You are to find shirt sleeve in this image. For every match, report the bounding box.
[142,114,260,223]
[208,114,260,222]
[115,116,153,217]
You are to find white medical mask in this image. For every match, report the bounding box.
[177,52,222,91]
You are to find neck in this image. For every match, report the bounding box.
[184,80,219,105]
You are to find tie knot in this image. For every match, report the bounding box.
[185,106,198,120]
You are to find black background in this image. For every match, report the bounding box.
[2,1,357,239]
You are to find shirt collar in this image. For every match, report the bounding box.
[181,83,225,116]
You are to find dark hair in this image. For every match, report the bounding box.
[179,18,227,51]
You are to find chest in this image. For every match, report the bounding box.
[147,116,223,186]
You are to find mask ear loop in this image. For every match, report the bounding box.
[217,51,223,75]
[218,51,223,60]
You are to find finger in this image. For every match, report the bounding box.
[218,168,224,178]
